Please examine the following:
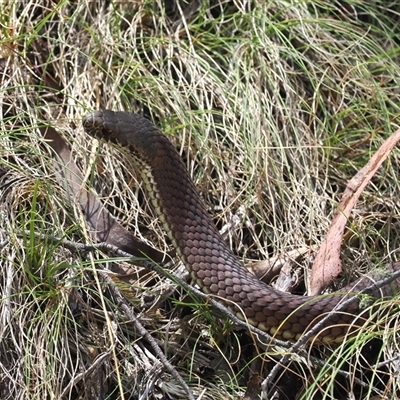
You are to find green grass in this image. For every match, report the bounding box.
[1,0,400,398]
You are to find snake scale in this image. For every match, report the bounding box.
[83,110,400,343]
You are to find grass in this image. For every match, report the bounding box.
[1,0,400,398]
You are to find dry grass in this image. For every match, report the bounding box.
[1,1,400,399]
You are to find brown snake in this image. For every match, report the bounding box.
[83,110,400,343]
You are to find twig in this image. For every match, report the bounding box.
[100,271,195,400]
[261,266,400,399]
[376,353,400,369]
[60,351,111,398]
[18,230,400,399]
[19,230,292,348]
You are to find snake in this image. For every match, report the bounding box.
[82,110,400,343]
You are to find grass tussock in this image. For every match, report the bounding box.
[1,0,400,399]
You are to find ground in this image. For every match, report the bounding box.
[0,1,400,399]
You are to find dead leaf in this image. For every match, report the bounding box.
[41,124,167,265]
[310,127,400,295]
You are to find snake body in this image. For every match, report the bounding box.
[83,110,400,342]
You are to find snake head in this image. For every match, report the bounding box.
[82,110,120,141]
[82,110,173,165]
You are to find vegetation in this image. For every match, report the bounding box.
[0,0,399,398]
